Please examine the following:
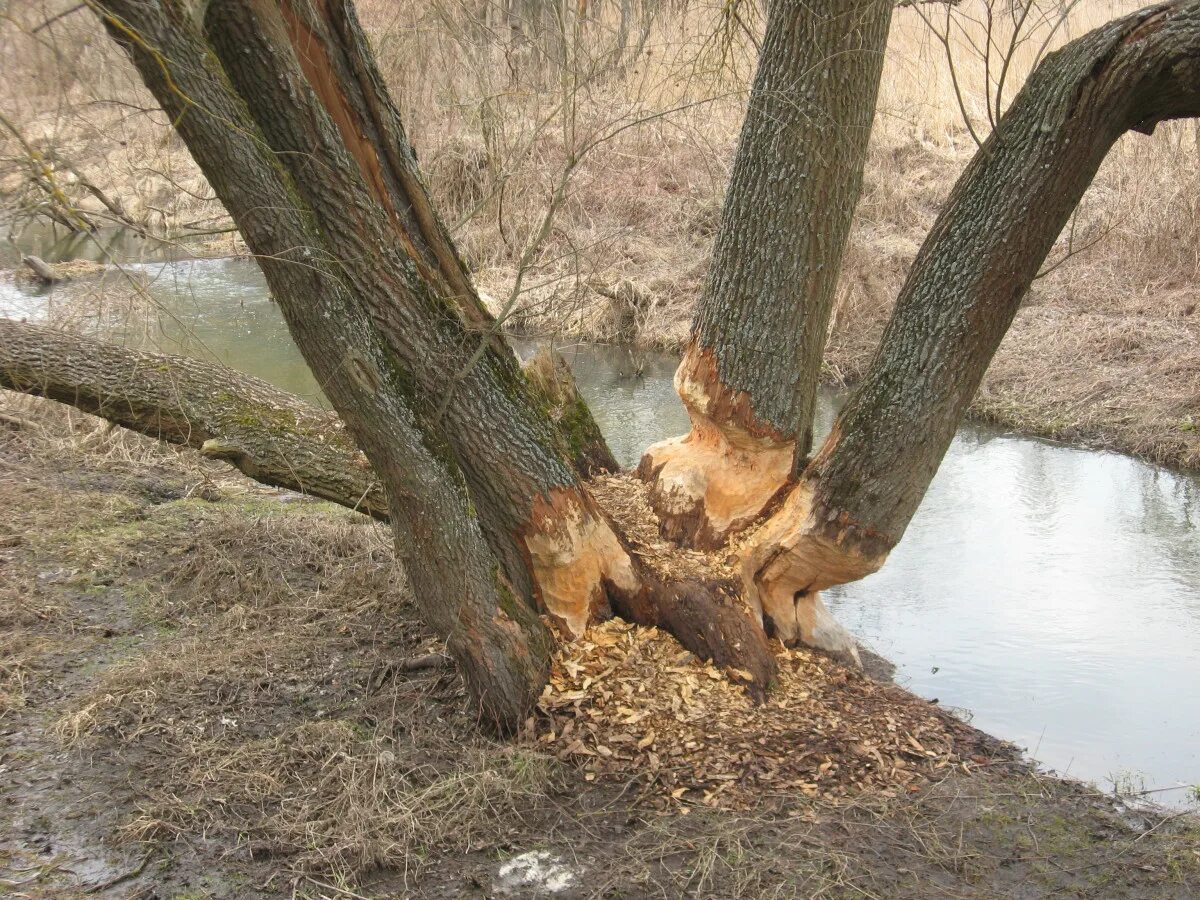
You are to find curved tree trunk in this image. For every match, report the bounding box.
[92,0,558,732]
[639,0,893,548]
[740,0,1200,651]
[0,319,387,518]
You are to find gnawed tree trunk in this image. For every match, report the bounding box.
[68,0,775,729]
[740,0,1200,652]
[193,0,640,629]
[639,0,893,549]
[87,0,571,732]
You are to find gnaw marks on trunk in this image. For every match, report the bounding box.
[0,318,777,695]
[738,0,1200,651]
[639,0,893,550]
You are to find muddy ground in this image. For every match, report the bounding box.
[1,401,1198,899]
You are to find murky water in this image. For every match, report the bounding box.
[2,246,1198,804]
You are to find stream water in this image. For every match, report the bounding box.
[3,233,1198,805]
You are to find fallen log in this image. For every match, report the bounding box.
[22,255,64,284]
[0,318,387,518]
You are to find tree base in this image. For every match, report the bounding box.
[587,473,778,694]
[637,343,793,550]
[739,480,886,665]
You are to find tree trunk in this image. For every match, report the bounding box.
[92,0,556,732]
[84,0,777,726]
[0,319,387,519]
[0,320,619,512]
[639,0,893,549]
[740,0,1200,650]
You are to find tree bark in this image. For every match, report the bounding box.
[193,0,645,634]
[1,316,777,691]
[639,0,893,549]
[0,318,387,519]
[92,0,555,732]
[740,0,1200,651]
[60,0,778,713]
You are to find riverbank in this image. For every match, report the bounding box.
[2,395,1197,898]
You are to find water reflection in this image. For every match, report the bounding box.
[1,256,1197,801]
[1,222,189,267]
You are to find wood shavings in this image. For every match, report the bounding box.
[530,619,988,809]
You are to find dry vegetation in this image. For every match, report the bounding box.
[2,4,1200,894]
[0,0,1198,470]
[1,396,1198,896]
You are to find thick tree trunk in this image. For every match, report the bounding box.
[196,0,642,632]
[639,0,892,549]
[740,0,1200,650]
[92,0,554,732]
[0,319,387,518]
[1,318,777,691]
[84,0,777,717]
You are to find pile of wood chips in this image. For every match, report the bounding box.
[528,474,995,809]
[532,620,983,808]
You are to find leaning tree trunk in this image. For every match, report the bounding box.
[639,0,893,549]
[0,319,387,518]
[740,0,1200,652]
[89,0,580,732]
[0,322,619,518]
[88,0,777,728]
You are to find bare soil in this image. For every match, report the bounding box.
[2,398,1198,899]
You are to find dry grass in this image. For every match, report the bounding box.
[0,398,561,888]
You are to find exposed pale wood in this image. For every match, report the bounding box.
[639,342,794,549]
[741,1,1200,654]
[639,0,893,545]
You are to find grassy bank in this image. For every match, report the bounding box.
[2,395,1198,898]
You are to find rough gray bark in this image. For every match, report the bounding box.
[0,318,387,519]
[198,0,623,611]
[741,0,1200,649]
[639,0,893,548]
[0,319,615,510]
[93,0,553,733]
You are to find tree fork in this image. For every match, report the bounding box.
[639,0,893,549]
[741,0,1200,651]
